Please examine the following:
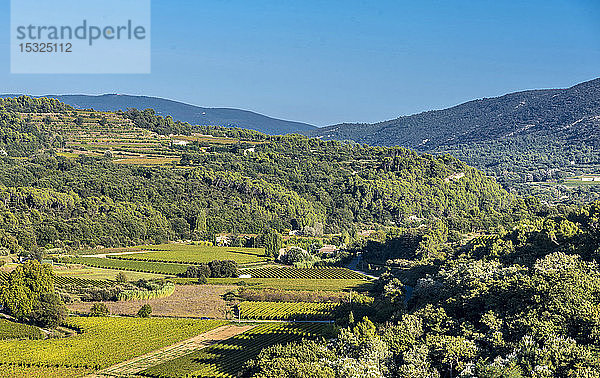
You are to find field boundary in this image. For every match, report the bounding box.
[87,324,255,378]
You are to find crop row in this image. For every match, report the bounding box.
[54,276,114,288]
[242,267,367,280]
[0,319,44,341]
[237,301,338,320]
[141,323,332,378]
[0,317,226,369]
[73,256,189,275]
[117,282,175,301]
[111,245,268,265]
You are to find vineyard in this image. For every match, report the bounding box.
[0,319,44,340]
[242,267,367,280]
[73,256,189,275]
[117,282,176,301]
[237,301,338,320]
[0,317,226,370]
[0,364,93,378]
[110,244,268,265]
[54,276,113,287]
[141,323,333,378]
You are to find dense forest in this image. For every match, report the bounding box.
[0,97,521,256]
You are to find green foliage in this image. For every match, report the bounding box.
[181,260,239,278]
[89,303,109,317]
[142,323,333,378]
[0,317,226,369]
[30,292,66,328]
[137,304,152,318]
[115,271,127,283]
[259,228,283,257]
[0,319,44,340]
[0,260,55,321]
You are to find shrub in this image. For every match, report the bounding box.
[137,304,152,318]
[90,303,110,317]
[197,274,208,284]
[183,264,211,278]
[208,260,239,278]
[115,272,128,283]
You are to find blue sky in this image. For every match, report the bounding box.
[2,0,600,126]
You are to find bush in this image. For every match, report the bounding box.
[115,272,128,283]
[137,304,152,318]
[182,260,238,278]
[90,303,110,317]
[183,264,211,278]
[208,260,239,278]
[197,274,208,284]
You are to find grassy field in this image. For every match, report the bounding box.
[141,323,332,378]
[0,317,226,370]
[112,244,268,265]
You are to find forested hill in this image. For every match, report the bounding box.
[309,78,600,149]
[0,96,521,254]
[0,94,316,135]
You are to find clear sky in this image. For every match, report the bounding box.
[2,0,599,126]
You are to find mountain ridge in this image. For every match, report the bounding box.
[0,93,317,135]
[309,78,600,149]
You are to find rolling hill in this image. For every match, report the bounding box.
[309,78,600,149]
[309,78,600,190]
[0,94,316,135]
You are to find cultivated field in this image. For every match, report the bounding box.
[113,244,268,265]
[194,277,373,291]
[0,317,225,371]
[72,256,190,275]
[243,266,367,280]
[0,319,44,341]
[67,284,235,318]
[53,265,167,280]
[238,301,338,320]
[141,323,332,378]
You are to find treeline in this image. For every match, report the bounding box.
[122,108,268,141]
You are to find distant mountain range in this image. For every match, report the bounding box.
[308,78,600,149]
[0,94,317,135]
